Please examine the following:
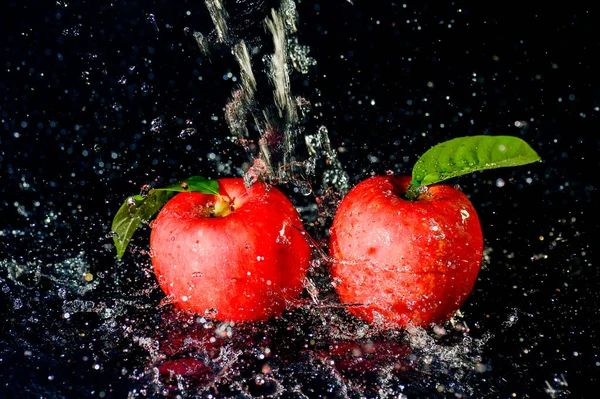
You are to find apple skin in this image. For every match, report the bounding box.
[329,175,483,329]
[149,178,311,322]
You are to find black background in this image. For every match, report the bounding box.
[1,0,598,398]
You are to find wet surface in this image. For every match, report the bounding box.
[1,1,598,398]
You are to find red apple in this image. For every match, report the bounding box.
[329,175,483,328]
[149,178,311,322]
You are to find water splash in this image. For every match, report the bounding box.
[204,0,229,43]
[202,0,349,198]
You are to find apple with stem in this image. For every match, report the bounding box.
[112,177,312,322]
[329,136,541,329]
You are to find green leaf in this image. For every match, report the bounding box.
[155,176,219,195]
[111,176,219,259]
[412,135,541,187]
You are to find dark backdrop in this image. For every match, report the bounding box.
[1,1,598,398]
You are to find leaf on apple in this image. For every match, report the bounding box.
[155,176,220,195]
[111,177,219,259]
[411,135,541,188]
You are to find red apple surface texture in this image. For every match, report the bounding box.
[150,178,311,322]
[329,175,483,328]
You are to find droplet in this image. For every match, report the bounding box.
[140,184,152,198]
[294,180,313,196]
[460,209,470,223]
[181,182,189,190]
[179,127,196,138]
[150,117,163,133]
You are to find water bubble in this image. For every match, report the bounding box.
[150,117,164,133]
[146,13,159,32]
[140,184,152,198]
[181,182,189,190]
[13,298,23,309]
[429,219,446,240]
[179,127,196,138]
[460,209,470,223]
[293,180,312,196]
[192,31,209,55]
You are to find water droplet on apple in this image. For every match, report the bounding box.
[256,256,264,262]
[429,219,445,240]
[192,272,203,278]
[460,209,470,223]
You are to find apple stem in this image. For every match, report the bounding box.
[405,180,423,201]
[212,195,233,217]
